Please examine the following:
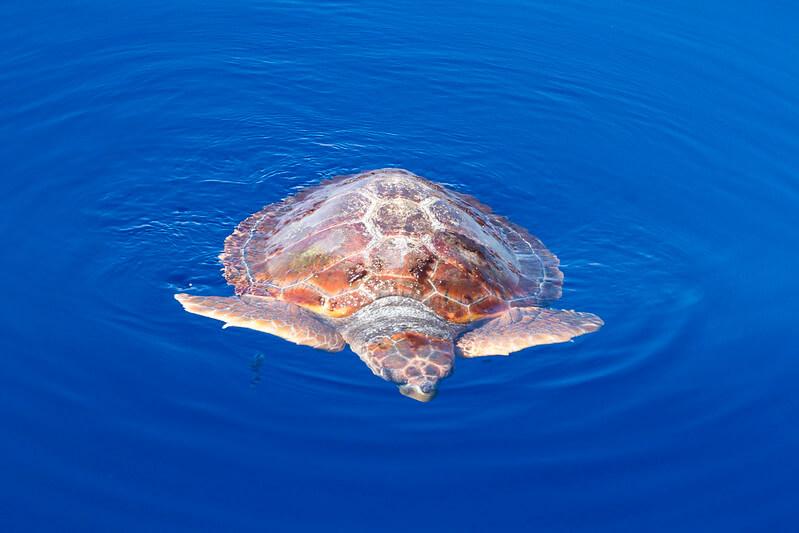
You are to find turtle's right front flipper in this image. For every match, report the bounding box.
[174,294,345,352]
[457,307,603,357]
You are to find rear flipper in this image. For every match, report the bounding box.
[174,294,345,352]
[457,307,603,357]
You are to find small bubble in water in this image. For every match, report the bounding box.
[249,352,266,388]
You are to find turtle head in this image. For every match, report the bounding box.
[399,381,439,402]
[355,330,455,402]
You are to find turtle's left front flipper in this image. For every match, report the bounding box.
[174,294,345,352]
[457,307,603,357]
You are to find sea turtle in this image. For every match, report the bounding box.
[175,168,602,401]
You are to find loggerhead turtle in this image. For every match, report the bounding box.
[175,168,602,401]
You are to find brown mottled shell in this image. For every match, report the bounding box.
[221,169,562,323]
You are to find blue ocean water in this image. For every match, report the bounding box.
[2,0,798,530]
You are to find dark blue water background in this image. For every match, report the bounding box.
[2,1,798,530]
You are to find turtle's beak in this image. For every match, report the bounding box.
[399,382,438,402]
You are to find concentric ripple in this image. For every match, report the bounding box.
[2,0,798,530]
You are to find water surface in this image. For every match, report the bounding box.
[2,0,798,530]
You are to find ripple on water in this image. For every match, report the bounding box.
[3,0,799,529]
[0,0,752,428]
[15,88,706,445]
[92,168,702,433]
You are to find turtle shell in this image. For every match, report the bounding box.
[221,169,562,323]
